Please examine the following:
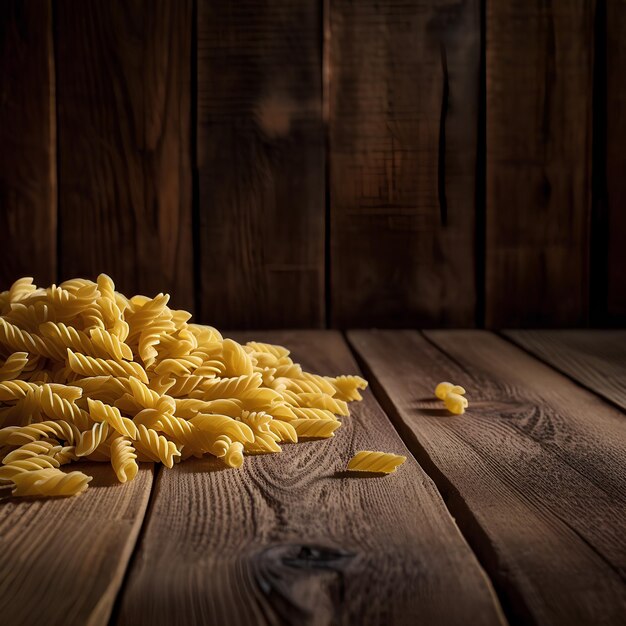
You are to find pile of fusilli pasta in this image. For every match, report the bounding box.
[0,276,367,497]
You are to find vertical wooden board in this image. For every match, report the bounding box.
[55,0,194,310]
[197,1,325,329]
[0,0,56,288]
[349,330,626,625]
[486,1,594,327]
[0,464,153,626]
[605,1,626,322]
[329,0,480,328]
[505,330,626,411]
[117,331,505,625]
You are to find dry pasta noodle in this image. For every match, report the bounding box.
[434,381,466,400]
[0,275,369,497]
[346,450,406,474]
[434,381,469,414]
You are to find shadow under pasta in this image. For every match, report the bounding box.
[332,470,391,479]
[173,457,230,474]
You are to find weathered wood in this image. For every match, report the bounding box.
[0,0,56,288]
[486,1,594,327]
[505,330,626,412]
[0,464,153,626]
[196,0,325,328]
[349,330,626,625]
[55,0,194,310]
[116,331,504,625]
[605,1,626,322]
[329,0,479,327]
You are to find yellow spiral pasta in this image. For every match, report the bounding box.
[11,468,92,497]
[0,275,370,498]
[0,352,29,381]
[53,446,78,465]
[0,456,60,480]
[0,379,39,403]
[110,436,139,483]
[223,441,244,468]
[38,385,91,429]
[292,407,338,421]
[67,350,148,383]
[88,398,138,439]
[189,413,254,444]
[347,451,406,474]
[88,327,134,361]
[290,419,342,439]
[327,375,368,402]
[267,419,298,443]
[0,420,80,446]
[434,381,466,400]
[444,392,468,415]
[75,422,110,457]
[134,425,180,468]
[198,374,262,401]
[0,319,58,359]
[2,440,60,464]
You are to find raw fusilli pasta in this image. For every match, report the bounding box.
[346,451,407,474]
[0,275,371,498]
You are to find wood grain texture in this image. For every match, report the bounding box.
[0,463,153,626]
[197,0,325,328]
[349,330,626,625]
[55,0,194,310]
[505,330,626,412]
[486,1,594,327]
[605,0,626,322]
[328,0,480,328]
[0,0,56,288]
[116,331,505,626]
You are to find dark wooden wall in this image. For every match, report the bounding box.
[0,0,623,328]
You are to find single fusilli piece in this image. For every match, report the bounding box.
[290,419,342,439]
[134,425,181,468]
[110,436,139,483]
[0,352,29,381]
[347,451,406,474]
[11,468,92,497]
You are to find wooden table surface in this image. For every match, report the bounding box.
[1,330,624,625]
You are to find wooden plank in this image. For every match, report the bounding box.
[349,330,626,625]
[0,0,56,288]
[486,1,594,327]
[196,1,325,328]
[55,1,194,310]
[0,464,153,626]
[329,0,480,327]
[116,331,505,625]
[605,1,626,322]
[505,330,626,412]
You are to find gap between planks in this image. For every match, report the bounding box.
[347,329,626,626]
[114,331,505,626]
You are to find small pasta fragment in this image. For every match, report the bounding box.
[347,451,406,474]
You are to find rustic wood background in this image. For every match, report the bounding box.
[0,0,623,329]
